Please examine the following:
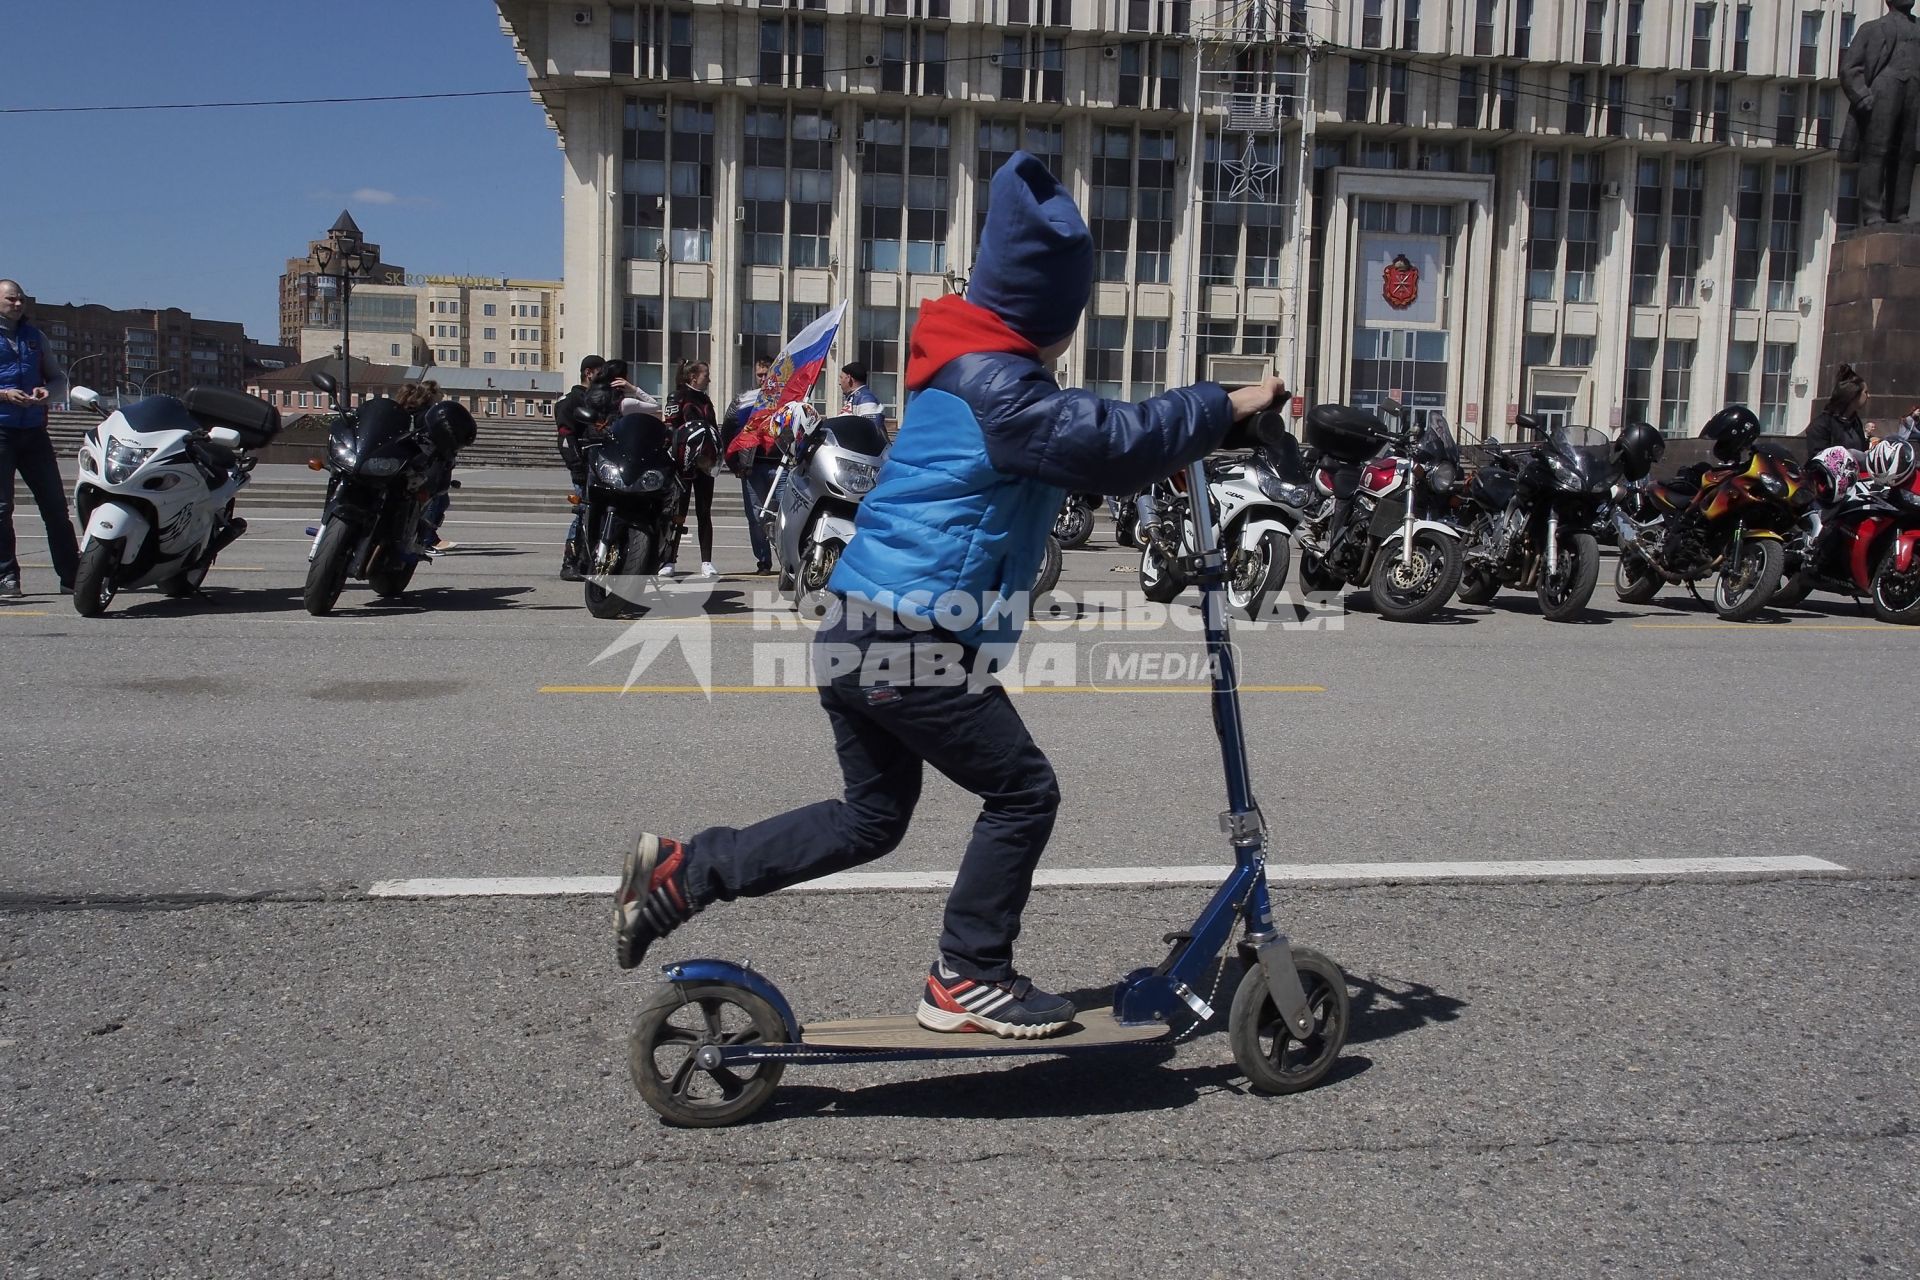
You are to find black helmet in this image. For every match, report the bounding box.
[1616,421,1666,481]
[1701,405,1762,462]
[422,400,478,452]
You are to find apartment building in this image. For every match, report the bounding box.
[497,0,1865,438]
[27,298,253,399]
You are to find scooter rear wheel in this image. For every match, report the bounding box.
[631,981,787,1128]
[1228,946,1350,1096]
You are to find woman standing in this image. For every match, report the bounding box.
[1805,364,1868,463]
[663,359,720,578]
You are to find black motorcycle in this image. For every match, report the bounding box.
[1456,422,1618,621]
[569,407,685,619]
[303,373,470,616]
[1052,492,1100,549]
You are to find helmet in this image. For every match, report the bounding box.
[422,400,477,453]
[1868,438,1916,489]
[1615,421,1667,481]
[1809,445,1859,505]
[1701,405,1762,462]
[770,400,820,455]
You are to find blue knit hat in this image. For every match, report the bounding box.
[967,152,1094,348]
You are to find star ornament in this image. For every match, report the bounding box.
[588,574,721,697]
[1223,135,1280,202]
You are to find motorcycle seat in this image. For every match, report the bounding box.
[1472,469,1517,509]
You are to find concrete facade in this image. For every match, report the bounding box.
[498,0,1868,439]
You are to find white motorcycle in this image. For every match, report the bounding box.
[68,385,281,616]
[1138,417,1312,619]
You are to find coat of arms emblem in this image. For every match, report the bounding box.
[1383,253,1420,310]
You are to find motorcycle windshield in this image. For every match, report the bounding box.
[1548,423,1613,489]
[1413,417,1461,466]
[119,396,198,437]
[817,414,889,459]
[351,398,415,458]
[600,412,675,483]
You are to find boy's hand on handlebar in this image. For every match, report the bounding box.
[1228,376,1288,423]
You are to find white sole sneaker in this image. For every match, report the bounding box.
[914,998,1072,1040]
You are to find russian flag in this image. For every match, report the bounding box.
[749,300,848,431]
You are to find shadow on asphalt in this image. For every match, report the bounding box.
[103,583,538,618]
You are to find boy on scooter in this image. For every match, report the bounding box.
[616,152,1288,1038]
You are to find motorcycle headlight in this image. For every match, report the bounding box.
[1757,472,1787,500]
[839,460,878,495]
[330,435,357,468]
[1546,453,1580,489]
[78,448,98,475]
[359,456,404,477]
[1426,462,1459,496]
[103,441,155,484]
[638,469,667,493]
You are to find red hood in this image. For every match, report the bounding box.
[905,295,1039,391]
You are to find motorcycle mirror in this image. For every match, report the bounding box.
[69,386,107,417]
[311,371,338,396]
[565,403,599,430]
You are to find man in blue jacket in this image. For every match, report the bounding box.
[0,280,80,597]
[615,154,1286,1038]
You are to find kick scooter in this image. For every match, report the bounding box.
[628,445,1352,1127]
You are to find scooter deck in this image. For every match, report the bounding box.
[798,1009,1170,1051]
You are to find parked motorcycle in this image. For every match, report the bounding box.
[1457,422,1648,621]
[1289,403,1465,623]
[1611,406,1810,621]
[303,373,472,616]
[66,385,281,616]
[768,409,889,610]
[1781,440,1920,623]
[568,404,685,619]
[1864,441,1920,624]
[1108,492,1143,549]
[1052,492,1100,549]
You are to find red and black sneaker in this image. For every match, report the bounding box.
[916,959,1076,1039]
[615,833,697,970]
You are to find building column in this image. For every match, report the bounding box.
[561,87,621,370]
[712,90,744,399]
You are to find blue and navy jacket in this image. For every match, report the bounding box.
[0,320,49,431]
[830,296,1234,647]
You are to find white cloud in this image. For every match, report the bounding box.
[350,188,401,205]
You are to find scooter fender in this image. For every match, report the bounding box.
[1237,516,1294,553]
[660,959,802,1043]
[82,501,151,555]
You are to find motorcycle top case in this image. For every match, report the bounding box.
[1305,405,1391,464]
[183,386,282,449]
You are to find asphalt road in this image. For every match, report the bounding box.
[3,495,1917,1277]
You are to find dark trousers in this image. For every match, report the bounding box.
[0,426,79,585]
[674,469,715,562]
[682,632,1061,982]
[740,460,780,568]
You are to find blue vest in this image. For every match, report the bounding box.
[829,386,1062,647]
[0,321,47,430]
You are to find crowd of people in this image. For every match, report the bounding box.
[549,351,890,580]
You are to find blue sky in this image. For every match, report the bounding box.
[2,1,560,341]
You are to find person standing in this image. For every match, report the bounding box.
[554,354,606,581]
[1806,364,1869,461]
[662,359,720,578]
[838,362,886,432]
[0,280,79,597]
[724,356,779,574]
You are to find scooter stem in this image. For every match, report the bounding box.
[1182,458,1258,820]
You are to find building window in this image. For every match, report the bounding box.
[1346,60,1371,121]
[1838,166,1861,233]
[1733,3,1751,72]
[1671,79,1696,140]
[977,119,1065,243]
[1007,0,1074,23]
[1512,0,1533,58]
[859,111,950,274]
[760,15,824,89]
[621,296,665,395]
[1566,72,1589,134]
[881,25,946,96]
[484,327,496,340]
[1767,165,1805,313]
[1661,340,1696,436]
[1498,68,1518,130]
[620,98,714,263]
[856,303,902,407]
[1625,0,1642,64]
[1118,40,1181,110]
[1474,0,1494,56]
[1733,162,1765,310]
[1630,158,1665,307]
[1362,0,1383,47]
[1690,3,1714,69]
[1085,315,1128,400]
[1725,340,1757,406]
[1090,126,1133,283]
[1123,0,1189,34]
[1388,63,1408,125]
[1668,159,1704,307]
[743,107,836,268]
[483,304,495,316]
[1566,154,1601,303]
[1402,0,1421,49]
[668,299,710,370]
[1760,343,1796,433]
[1618,338,1653,422]
[1712,80,1731,143]
[1527,152,1561,302]
[1561,335,1595,367]
[1798,10,1822,77]
[1606,73,1626,136]
[1133,319,1170,398]
[1456,68,1480,128]
[998,33,1064,103]
[737,301,781,389]
[484,352,497,365]
[1200,132,1285,287]
[1135,130,1177,284]
[610,4,693,80]
[1583,0,1606,62]
[1775,86,1801,147]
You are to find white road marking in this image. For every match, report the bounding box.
[367,855,1846,898]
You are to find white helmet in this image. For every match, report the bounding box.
[769,400,820,456]
[1812,445,1858,502]
[1868,438,1916,489]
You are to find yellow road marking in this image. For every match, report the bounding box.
[0,610,50,617]
[539,683,1325,695]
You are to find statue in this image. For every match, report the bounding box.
[1841,0,1920,225]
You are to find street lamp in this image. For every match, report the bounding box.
[311,240,369,402]
[64,351,105,405]
[138,368,173,398]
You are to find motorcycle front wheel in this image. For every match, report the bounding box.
[1226,530,1290,621]
[1870,545,1920,624]
[1536,532,1600,622]
[1297,550,1344,597]
[303,519,354,617]
[1713,537,1784,622]
[1139,542,1185,604]
[1614,549,1663,604]
[584,526,654,619]
[72,541,121,618]
[1367,530,1463,623]
[1053,503,1094,550]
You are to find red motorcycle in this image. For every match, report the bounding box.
[1866,442,1920,624]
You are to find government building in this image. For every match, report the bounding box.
[497,0,1865,440]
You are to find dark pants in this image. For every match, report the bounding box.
[740,460,779,568]
[0,426,79,585]
[682,631,1061,982]
[675,469,715,562]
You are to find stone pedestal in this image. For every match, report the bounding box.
[1822,226,1920,418]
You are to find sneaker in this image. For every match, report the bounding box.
[754,561,773,576]
[700,561,718,578]
[658,562,677,578]
[433,539,457,552]
[0,576,20,599]
[615,833,698,970]
[560,563,584,583]
[916,959,1076,1039]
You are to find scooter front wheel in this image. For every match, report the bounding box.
[631,981,788,1128]
[1228,946,1350,1096]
